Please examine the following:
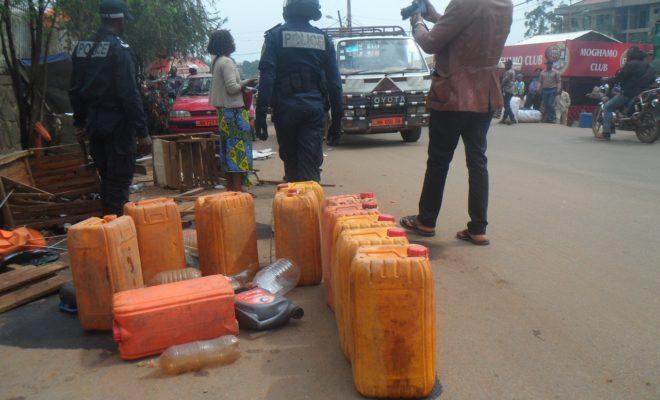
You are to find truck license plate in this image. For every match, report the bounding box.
[372,117,404,127]
[196,119,218,127]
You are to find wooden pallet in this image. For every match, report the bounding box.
[0,262,69,313]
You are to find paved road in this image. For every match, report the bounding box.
[0,123,658,399]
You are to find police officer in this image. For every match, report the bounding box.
[69,0,151,216]
[256,0,343,183]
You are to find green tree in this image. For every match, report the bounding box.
[524,0,564,38]
[1,0,64,149]
[237,60,259,79]
[58,0,223,67]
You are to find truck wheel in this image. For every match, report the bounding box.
[401,128,422,143]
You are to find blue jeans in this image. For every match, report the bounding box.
[602,94,630,134]
[542,88,557,122]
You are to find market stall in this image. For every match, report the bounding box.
[502,31,653,125]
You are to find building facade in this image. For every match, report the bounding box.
[556,0,660,43]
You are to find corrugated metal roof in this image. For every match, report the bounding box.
[510,30,620,46]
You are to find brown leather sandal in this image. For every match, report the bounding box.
[456,229,490,246]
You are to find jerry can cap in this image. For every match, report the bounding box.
[378,214,396,222]
[362,202,378,210]
[103,215,118,223]
[387,227,407,238]
[288,188,299,195]
[408,245,429,258]
[359,192,375,199]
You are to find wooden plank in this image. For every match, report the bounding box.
[10,201,103,215]
[173,187,204,200]
[2,177,54,196]
[0,274,69,313]
[0,179,16,228]
[181,142,194,191]
[0,150,31,167]
[0,159,33,186]
[167,141,179,190]
[18,212,101,230]
[0,262,68,294]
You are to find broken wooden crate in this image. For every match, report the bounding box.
[0,148,102,229]
[152,133,222,191]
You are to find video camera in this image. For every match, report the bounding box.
[401,0,427,20]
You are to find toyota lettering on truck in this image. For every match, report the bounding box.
[324,26,432,143]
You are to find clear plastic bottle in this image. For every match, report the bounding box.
[252,259,300,296]
[147,267,202,286]
[159,335,240,375]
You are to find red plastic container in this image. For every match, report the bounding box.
[112,275,238,360]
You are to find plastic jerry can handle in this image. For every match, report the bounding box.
[277,184,290,190]
[113,320,129,343]
[362,202,378,210]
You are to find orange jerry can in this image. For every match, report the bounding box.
[334,227,409,358]
[277,181,324,207]
[323,192,377,209]
[67,216,144,331]
[324,213,396,310]
[112,275,238,360]
[349,244,436,399]
[195,192,259,277]
[321,203,379,298]
[273,188,322,286]
[124,198,185,284]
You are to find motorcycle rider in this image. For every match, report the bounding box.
[600,46,655,140]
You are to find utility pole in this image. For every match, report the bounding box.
[338,10,344,30]
[347,0,352,28]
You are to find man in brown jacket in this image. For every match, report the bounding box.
[400,0,513,245]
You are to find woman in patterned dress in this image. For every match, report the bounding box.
[208,30,257,192]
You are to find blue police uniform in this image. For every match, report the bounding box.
[69,26,148,215]
[258,18,343,182]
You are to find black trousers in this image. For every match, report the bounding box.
[88,109,136,216]
[502,92,516,122]
[418,110,490,235]
[274,105,325,182]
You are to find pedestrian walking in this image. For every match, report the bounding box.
[208,30,257,192]
[401,0,513,246]
[255,0,343,183]
[524,68,542,110]
[555,89,571,125]
[500,60,516,124]
[540,61,561,123]
[69,0,151,216]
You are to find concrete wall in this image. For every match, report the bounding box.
[0,74,21,153]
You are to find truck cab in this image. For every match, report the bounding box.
[324,26,431,143]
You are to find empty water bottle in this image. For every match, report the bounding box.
[147,267,202,287]
[252,259,300,296]
[159,335,240,375]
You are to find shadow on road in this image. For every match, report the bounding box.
[0,296,115,351]
[331,133,423,150]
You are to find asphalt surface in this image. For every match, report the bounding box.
[0,122,658,400]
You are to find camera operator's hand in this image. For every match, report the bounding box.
[421,0,441,23]
[410,13,423,26]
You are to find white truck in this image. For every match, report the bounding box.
[324,26,431,142]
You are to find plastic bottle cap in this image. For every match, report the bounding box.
[387,227,407,238]
[360,192,375,199]
[277,183,289,190]
[362,202,378,210]
[408,245,429,258]
[378,214,396,222]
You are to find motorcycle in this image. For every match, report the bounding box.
[590,81,659,144]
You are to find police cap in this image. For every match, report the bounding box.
[99,0,134,21]
[283,0,322,21]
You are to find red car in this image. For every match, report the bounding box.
[167,74,218,134]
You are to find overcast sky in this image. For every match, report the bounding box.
[210,0,538,62]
